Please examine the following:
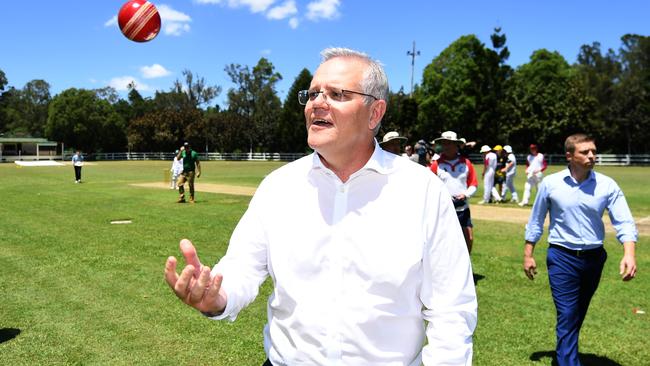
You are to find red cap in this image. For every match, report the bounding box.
[529,144,538,149]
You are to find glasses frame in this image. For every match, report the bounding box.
[298,88,378,105]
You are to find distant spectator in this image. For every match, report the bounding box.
[72,150,84,183]
[176,142,201,203]
[379,131,407,155]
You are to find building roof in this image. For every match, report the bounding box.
[0,137,58,145]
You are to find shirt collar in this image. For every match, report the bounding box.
[563,166,595,185]
[311,139,392,177]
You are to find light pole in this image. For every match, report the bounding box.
[407,41,420,96]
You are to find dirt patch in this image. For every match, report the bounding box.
[131,182,257,196]
[133,182,649,236]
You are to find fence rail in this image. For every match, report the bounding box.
[3,152,650,166]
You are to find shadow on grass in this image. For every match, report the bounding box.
[0,328,21,344]
[530,350,622,366]
[473,273,485,284]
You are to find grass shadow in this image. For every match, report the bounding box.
[473,273,485,285]
[0,328,21,344]
[530,350,622,366]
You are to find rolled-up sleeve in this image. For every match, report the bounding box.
[420,182,477,365]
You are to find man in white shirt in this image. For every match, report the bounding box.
[519,143,547,206]
[164,47,477,366]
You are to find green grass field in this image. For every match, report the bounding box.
[0,161,647,365]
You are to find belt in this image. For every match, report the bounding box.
[549,244,603,257]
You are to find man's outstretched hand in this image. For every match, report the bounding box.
[165,239,227,315]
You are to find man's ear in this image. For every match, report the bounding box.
[368,99,387,131]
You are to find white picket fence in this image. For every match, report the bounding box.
[4,152,650,165]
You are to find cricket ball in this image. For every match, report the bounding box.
[118,0,161,42]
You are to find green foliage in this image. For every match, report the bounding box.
[225,58,283,152]
[417,34,506,142]
[381,88,419,141]
[45,88,126,152]
[503,49,593,152]
[277,68,312,153]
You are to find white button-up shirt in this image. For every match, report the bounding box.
[211,143,477,365]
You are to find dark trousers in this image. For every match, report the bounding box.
[546,245,607,366]
[74,166,82,181]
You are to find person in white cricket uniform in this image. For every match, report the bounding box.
[500,145,519,202]
[170,150,183,189]
[519,143,547,206]
[479,145,500,204]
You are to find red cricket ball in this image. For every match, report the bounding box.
[118,0,161,42]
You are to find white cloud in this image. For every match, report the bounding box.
[288,17,299,29]
[140,64,172,79]
[104,15,117,27]
[158,4,192,36]
[197,0,275,14]
[108,76,151,92]
[306,0,340,21]
[229,0,276,13]
[266,1,297,20]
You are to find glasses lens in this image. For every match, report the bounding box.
[298,90,308,105]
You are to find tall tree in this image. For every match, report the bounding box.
[503,49,592,152]
[0,69,7,92]
[0,79,51,137]
[575,42,621,151]
[612,34,650,154]
[225,57,282,152]
[277,68,312,152]
[381,87,418,142]
[171,69,221,109]
[417,35,504,143]
[45,88,122,152]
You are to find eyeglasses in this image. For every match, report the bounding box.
[298,88,378,105]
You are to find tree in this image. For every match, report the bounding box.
[0,69,7,92]
[127,109,197,152]
[503,49,592,152]
[575,42,621,151]
[171,69,221,109]
[381,87,418,141]
[45,88,123,152]
[0,79,51,137]
[277,68,312,152]
[225,58,282,152]
[612,34,650,154]
[417,35,504,143]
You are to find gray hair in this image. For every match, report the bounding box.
[320,47,389,135]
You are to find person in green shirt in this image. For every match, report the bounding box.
[176,142,201,203]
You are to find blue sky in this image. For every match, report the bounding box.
[1,0,648,107]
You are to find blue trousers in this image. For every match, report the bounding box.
[546,245,607,366]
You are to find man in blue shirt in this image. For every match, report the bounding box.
[523,133,637,366]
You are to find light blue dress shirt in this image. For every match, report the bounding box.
[525,168,637,250]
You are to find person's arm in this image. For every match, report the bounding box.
[606,182,638,281]
[523,241,538,280]
[195,160,201,178]
[620,241,636,281]
[523,182,549,280]
[463,160,478,199]
[421,184,477,365]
